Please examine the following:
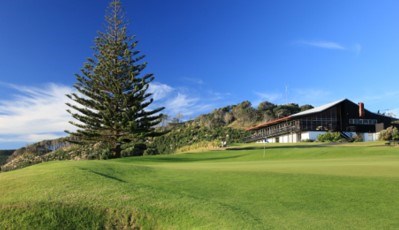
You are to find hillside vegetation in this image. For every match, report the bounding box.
[0,150,14,166]
[193,100,313,129]
[0,139,72,172]
[1,142,399,229]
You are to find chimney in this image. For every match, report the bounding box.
[358,102,365,118]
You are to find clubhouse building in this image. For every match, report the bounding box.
[247,99,398,143]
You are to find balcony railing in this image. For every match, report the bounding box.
[244,126,300,142]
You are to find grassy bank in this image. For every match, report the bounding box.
[1,142,399,229]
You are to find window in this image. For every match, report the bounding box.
[349,119,377,125]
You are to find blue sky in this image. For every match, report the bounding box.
[1,0,399,149]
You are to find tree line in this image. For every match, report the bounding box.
[194,100,313,129]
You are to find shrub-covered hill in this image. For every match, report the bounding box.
[0,150,14,166]
[0,139,74,172]
[193,100,313,129]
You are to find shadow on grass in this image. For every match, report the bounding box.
[135,154,245,163]
[226,144,327,151]
[79,168,127,183]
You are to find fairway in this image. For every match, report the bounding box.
[1,142,399,229]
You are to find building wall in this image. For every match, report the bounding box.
[258,131,379,143]
[300,131,326,141]
[280,134,288,143]
[268,138,277,143]
[277,133,299,143]
[362,132,378,142]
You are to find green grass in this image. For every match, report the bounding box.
[1,142,399,229]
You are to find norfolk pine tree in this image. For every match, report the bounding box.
[66,0,164,158]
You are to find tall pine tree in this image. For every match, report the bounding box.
[66,0,164,158]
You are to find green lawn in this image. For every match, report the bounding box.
[1,142,399,229]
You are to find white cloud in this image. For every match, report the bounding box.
[167,93,196,109]
[295,40,345,50]
[147,82,216,118]
[0,133,64,143]
[148,82,174,100]
[0,83,75,145]
[164,93,213,117]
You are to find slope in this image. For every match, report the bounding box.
[1,142,399,229]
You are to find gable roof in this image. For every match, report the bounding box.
[291,98,347,118]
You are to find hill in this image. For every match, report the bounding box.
[0,150,14,166]
[0,139,72,172]
[1,142,399,229]
[192,100,313,129]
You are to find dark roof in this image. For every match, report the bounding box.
[291,99,346,117]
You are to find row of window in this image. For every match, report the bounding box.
[349,119,377,125]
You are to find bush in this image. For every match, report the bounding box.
[143,146,159,156]
[379,126,399,141]
[301,139,314,142]
[317,132,343,142]
[352,134,363,142]
[121,143,147,157]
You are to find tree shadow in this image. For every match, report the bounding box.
[135,154,245,163]
[226,144,328,151]
[79,168,127,183]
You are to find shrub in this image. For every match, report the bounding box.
[392,127,399,140]
[301,139,314,142]
[352,134,363,142]
[317,132,342,142]
[143,146,159,156]
[379,126,399,141]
